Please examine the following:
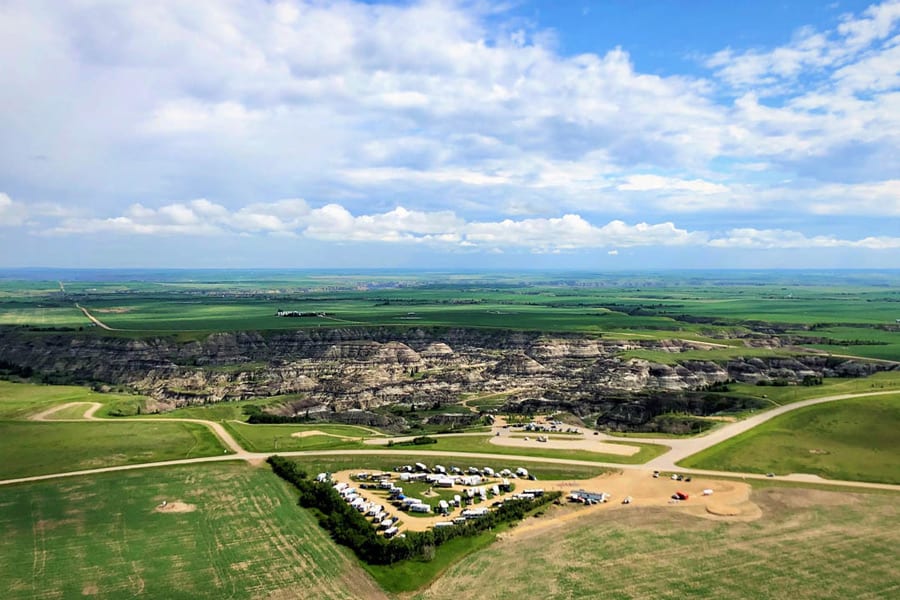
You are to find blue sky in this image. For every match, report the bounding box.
[1,0,899,269]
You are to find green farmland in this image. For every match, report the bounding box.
[680,394,900,484]
[0,463,385,599]
[0,421,228,479]
[2,271,898,361]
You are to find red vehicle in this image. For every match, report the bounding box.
[674,491,689,500]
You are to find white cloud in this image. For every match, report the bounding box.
[2,0,900,266]
[710,228,900,249]
[0,193,28,226]
[805,180,900,215]
[617,174,729,195]
[37,198,900,253]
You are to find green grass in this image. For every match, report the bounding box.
[0,381,139,420]
[223,422,380,452]
[679,394,900,484]
[0,306,85,328]
[281,455,613,481]
[0,463,384,599]
[0,421,229,479]
[366,527,501,593]
[414,486,900,599]
[720,370,900,407]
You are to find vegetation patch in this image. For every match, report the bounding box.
[0,421,228,479]
[679,394,900,484]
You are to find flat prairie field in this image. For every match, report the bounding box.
[414,486,900,600]
[0,463,386,600]
[679,394,900,484]
[0,421,228,479]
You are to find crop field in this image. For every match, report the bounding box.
[679,394,900,484]
[2,270,899,360]
[0,463,385,599]
[415,486,900,600]
[0,421,228,479]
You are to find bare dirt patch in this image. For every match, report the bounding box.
[93,307,132,314]
[81,583,99,596]
[153,501,196,514]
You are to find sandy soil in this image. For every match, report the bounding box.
[489,435,640,456]
[154,501,196,514]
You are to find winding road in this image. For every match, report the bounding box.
[3,390,899,493]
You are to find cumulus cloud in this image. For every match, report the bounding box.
[0,193,28,226]
[2,0,900,267]
[40,198,900,253]
[709,228,900,249]
[617,175,729,195]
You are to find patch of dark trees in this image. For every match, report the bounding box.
[0,359,34,379]
[267,455,560,565]
[386,436,437,447]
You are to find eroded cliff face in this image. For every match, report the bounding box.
[0,328,892,419]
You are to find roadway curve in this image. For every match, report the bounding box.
[4,391,899,493]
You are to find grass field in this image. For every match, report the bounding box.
[679,394,900,484]
[0,421,228,479]
[223,422,379,452]
[721,371,900,406]
[0,381,141,420]
[0,463,385,599]
[415,486,900,599]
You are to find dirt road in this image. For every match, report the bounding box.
[4,391,900,493]
[75,304,116,331]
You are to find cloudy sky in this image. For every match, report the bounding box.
[1,0,899,269]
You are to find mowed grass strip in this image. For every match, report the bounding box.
[0,463,386,600]
[0,421,227,479]
[414,487,900,600]
[679,394,900,484]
